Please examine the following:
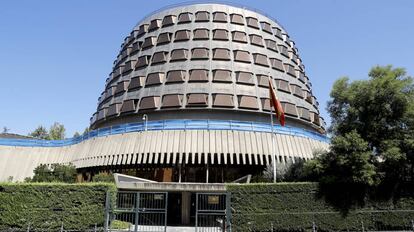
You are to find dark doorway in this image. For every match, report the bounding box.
[167,192,181,226]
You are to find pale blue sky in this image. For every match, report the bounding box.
[1,0,413,137]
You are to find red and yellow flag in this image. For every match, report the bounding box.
[268,80,285,126]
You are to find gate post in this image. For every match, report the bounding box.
[195,193,199,232]
[104,191,110,232]
[134,192,140,232]
[226,192,232,232]
[164,193,168,232]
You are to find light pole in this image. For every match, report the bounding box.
[142,114,148,131]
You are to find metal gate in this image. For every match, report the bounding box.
[107,191,168,232]
[195,193,231,232]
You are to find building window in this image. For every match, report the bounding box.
[157,32,172,45]
[166,70,186,83]
[128,76,145,90]
[212,48,230,60]
[120,99,136,113]
[236,71,254,85]
[233,50,251,63]
[213,69,232,83]
[175,30,191,41]
[246,17,259,28]
[284,63,297,77]
[253,53,269,67]
[137,24,149,37]
[213,29,228,41]
[260,21,273,34]
[265,39,278,52]
[142,36,157,50]
[278,45,289,58]
[193,28,209,40]
[139,96,160,110]
[146,72,165,86]
[213,94,234,108]
[249,34,264,47]
[151,51,168,65]
[290,84,304,98]
[148,19,161,31]
[230,14,244,25]
[282,102,298,116]
[261,98,271,111]
[162,94,183,108]
[213,12,227,22]
[189,69,209,82]
[238,95,258,109]
[275,79,291,93]
[178,12,192,23]
[191,48,209,60]
[162,15,176,27]
[187,93,208,106]
[269,58,285,72]
[170,49,188,61]
[232,31,247,43]
[257,75,269,88]
[135,55,151,69]
[195,11,209,22]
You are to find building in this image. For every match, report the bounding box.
[0,3,329,183]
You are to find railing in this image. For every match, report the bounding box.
[0,120,329,147]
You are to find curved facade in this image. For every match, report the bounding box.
[0,3,328,182]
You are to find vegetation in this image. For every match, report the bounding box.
[227,182,414,232]
[28,122,66,140]
[92,172,115,183]
[0,182,116,230]
[25,164,77,183]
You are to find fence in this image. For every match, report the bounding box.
[0,119,329,147]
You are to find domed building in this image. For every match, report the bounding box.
[0,3,328,183]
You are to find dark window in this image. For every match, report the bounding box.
[232,31,247,43]
[298,107,311,121]
[250,34,264,47]
[146,72,165,86]
[213,12,227,22]
[257,75,269,88]
[213,29,228,41]
[142,37,156,49]
[213,48,230,60]
[284,63,297,77]
[265,39,278,52]
[236,72,254,85]
[275,79,291,93]
[157,33,172,45]
[273,27,283,39]
[253,53,269,67]
[246,17,259,28]
[195,11,209,22]
[213,94,234,108]
[162,15,176,27]
[278,45,289,58]
[129,76,145,90]
[130,41,141,54]
[137,24,149,37]
[139,96,160,110]
[115,81,130,94]
[107,103,121,117]
[135,55,151,69]
[282,102,298,116]
[162,94,183,108]
[151,51,168,65]
[261,22,273,34]
[175,30,190,41]
[290,84,304,98]
[187,93,208,106]
[213,69,232,83]
[170,49,188,61]
[148,19,161,31]
[189,69,209,82]
[230,14,244,25]
[121,99,136,113]
[261,98,271,111]
[122,60,136,74]
[238,95,258,109]
[193,28,209,40]
[269,58,285,72]
[166,70,186,83]
[191,48,209,60]
[233,50,251,63]
[178,12,192,23]
[311,112,321,126]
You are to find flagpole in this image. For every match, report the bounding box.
[270,98,277,183]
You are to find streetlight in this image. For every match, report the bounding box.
[142,114,148,131]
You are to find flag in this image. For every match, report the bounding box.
[268,79,285,126]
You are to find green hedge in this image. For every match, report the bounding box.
[0,182,116,230]
[227,183,414,232]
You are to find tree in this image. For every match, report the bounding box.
[30,163,76,183]
[92,172,114,182]
[73,131,81,138]
[49,122,65,140]
[28,126,49,140]
[309,65,414,188]
[2,127,10,133]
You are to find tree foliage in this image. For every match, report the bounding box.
[308,65,414,190]
[28,122,66,140]
[28,164,77,183]
[28,126,49,140]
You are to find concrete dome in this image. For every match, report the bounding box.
[90,3,326,134]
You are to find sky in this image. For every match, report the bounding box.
[0,0,413,137]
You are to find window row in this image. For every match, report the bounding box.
[100,71,316,108]
[133,12,276,40]
[98,94,319,124]
[122,30,297,62]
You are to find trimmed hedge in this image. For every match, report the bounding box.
[0,182,116,230]
[227,183,414,232]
